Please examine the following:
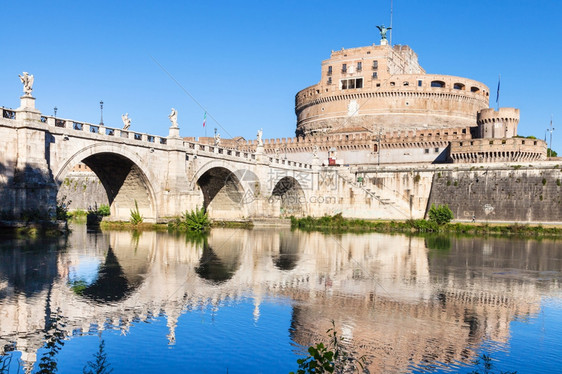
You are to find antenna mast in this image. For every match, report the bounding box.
[389,0,394,45]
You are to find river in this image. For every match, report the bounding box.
[0,225,561,373]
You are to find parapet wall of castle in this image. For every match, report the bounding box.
[450,137,547,163]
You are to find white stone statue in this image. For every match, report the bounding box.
[313,145,319,158]
[257,128,263,146]
[18,72,34,96]
[274,148,280,156]
[168,108,178,128]
[121,113,131,130]
[214,132,221,146]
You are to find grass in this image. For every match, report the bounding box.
[290,214,562,238]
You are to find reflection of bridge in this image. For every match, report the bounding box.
[1,228,558,373]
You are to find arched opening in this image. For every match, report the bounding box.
[196,167,245,220]
[431,80,446,88]
[471,86,480,93]
[56,152,155,222]
[271,177,305,216]
[453,83,465,90]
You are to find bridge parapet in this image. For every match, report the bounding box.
[38,114,170,145]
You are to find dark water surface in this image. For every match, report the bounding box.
[0,226,561,373]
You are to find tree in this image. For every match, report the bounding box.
[83,340,113,374]
[428,204,454,225]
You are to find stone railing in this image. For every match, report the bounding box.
[41,115,169,145]
[183,141,313,169]
[1,107,16,120]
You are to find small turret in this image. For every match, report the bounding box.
[477,108,520,139]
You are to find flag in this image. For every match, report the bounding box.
[203,112,207,128]
[496,75,500,105]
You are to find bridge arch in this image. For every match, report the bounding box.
[55,143,158,222]
[193,160,254,220]
[270,176,306,216]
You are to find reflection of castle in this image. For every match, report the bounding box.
[0,228,558,372]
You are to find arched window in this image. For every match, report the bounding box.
[471,86,480,93]
[431,80,445,88]
[453,83,465,90]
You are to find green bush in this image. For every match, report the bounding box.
[291,321,366,374]
[97,204,110,216]
[428,204,454,225]
[56,196,72,221]
[169,207,210,232]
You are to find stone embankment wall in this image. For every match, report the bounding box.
[57,171,108,210]
[427,166,562,222]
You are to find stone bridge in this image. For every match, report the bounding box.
[0,94,323,221]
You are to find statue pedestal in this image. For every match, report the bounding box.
[18,95,39,112]
[255,144,268,164]
[380,39,388,46]
[168,126,180,138]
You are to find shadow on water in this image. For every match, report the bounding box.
[71,246,134,303]
[0,237,67,298]
[195,242,238,284]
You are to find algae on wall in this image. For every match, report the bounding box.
[57,171,109,210]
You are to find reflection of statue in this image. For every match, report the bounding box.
[313,145,319,158]
[168,108,178,128]
[18,72,34,96]
[376,25,391,40]
[214,132,221,146]
[257,128,263,146]
[121,113,131,130]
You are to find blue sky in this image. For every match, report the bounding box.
[1,0,561,151]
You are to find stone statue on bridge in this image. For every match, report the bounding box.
[168,108,178,128]
[257,128,263,147]
[18,72,34,96]
[214,132,221,146]
[313,145,319,158]
[121,113,131,130]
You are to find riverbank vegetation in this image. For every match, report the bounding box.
[290,213,562,238]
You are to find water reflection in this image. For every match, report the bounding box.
[0,227,560,373]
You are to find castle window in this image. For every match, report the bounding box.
[431,80,445,88]
[357,62,362,71]
[372,60,378,69]
[418,80,422,87]
[471,86,480,93]
[435,148,439,153]
[424,149,429,154]
[327,77,332,85]
[403,81,409,86]
[372,72,378,79]
[342,63,347,73]
[390,81,395,86]
[340,77,363,90]
[327,66,332,76]
[376,83,381,87]
[453,83,465,90]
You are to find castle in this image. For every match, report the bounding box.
[200,32,546,165]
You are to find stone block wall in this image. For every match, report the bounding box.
[427,167,562,222]
[57,172,108,211]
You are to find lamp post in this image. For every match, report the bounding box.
[54,106,57,117]
[99,100,104,126]
[547,116,555,158]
